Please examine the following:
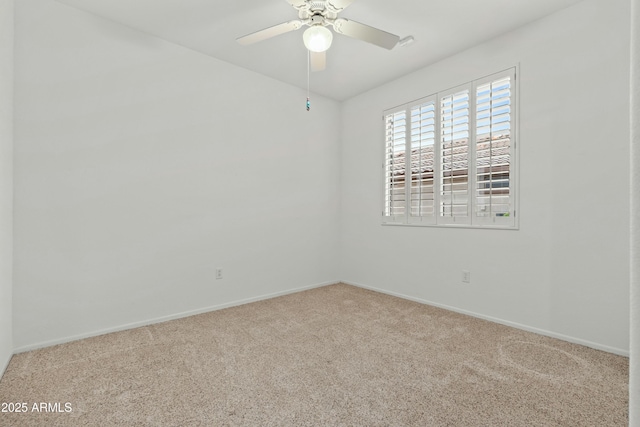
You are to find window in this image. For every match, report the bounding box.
[383,68,517,228]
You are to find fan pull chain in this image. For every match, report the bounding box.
[306,50,310,111]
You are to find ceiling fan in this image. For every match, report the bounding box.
[236,0,400,72]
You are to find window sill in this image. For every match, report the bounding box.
[381,222,519,231]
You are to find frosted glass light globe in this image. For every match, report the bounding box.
[303,26,333,52]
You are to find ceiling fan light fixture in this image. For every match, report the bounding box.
[303,25,333,52]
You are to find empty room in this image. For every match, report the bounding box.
[1,0,639,425]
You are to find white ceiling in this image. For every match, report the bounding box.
[54,0,584,101]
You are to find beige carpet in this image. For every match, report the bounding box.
[0,283,629,426]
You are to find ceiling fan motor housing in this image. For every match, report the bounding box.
[298,1,338,23]
[309,1,326,12]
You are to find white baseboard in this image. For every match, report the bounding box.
[342,280,630,357]
[0,352,11,380]
[13,279,629,358]
[13,280,339,354]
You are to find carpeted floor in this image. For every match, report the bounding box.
[0,283,629,426]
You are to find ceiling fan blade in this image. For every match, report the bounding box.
[327,0,357,11]
[237,20,303,46]
[310,51,326,72]
[332,18,399,50]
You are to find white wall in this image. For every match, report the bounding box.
[13,0,341,350]
[10,0,632,360]
[630,0,639,423]
[0,0,14,374]
[340,0,630,354]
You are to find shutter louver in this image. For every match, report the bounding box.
[410,101,436,218]
[384,111,407,218]
[476,76,512,219]
[440,89,470,219]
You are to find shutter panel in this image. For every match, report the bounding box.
[384,110,408,220]
[475,72,513,222]
[440,87,470,221]
[409,98,436,221]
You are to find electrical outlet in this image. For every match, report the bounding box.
[215,268,223,280]
[462,270,471,283]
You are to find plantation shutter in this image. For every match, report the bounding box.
[440,86,470,223]
[383,109,408,221]
[381,67,517,229]
[408,97,437,223]
[474,69,515,226]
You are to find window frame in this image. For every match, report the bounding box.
[382,67,518,230]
